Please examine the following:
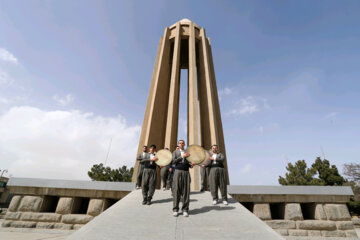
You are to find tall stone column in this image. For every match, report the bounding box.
[164,22,181,151]
[187,22,200,190]
[132,19,230,190]
[131,28,172,188]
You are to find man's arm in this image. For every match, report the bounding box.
[136,154,142,161]
[172,151,182,164]
[216,153,225,162]
[140,154,151,163]
[187,160,194,168]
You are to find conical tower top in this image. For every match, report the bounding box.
[170,18,200,28]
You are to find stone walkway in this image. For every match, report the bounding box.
[67,189,283,240]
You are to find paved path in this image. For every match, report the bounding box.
[67,189,283,240]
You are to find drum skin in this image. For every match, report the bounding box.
[155,149,172,166]
[185,144,206,164]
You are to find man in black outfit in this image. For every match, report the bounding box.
[136,145,148,189]
[141,144,158,205]
[172,140,195,217]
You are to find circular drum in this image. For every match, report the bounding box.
[155,149,172,167]
[185,144,206,165]
[202,149,212,166]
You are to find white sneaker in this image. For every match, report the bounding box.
[173,211,178,217]
[223,200,228,205]
[183,212,189,217]
[136,186,140,190]
[162,187,166,191]
[212,200,217,205]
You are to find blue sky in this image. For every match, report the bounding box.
[0,0,359,184]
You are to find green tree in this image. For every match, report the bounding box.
[343,163,360,183]
[312,157,345,186]
[279,158,346,186]
[278,160,323,185]
[88,163,134,182]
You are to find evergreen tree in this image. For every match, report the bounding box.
[88,163,134,182]
[279,158,345,186]
[312,157,345,186]
[278,160,323,185]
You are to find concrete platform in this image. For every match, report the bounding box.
[67,189,283,240]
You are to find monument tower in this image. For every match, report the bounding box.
[132,19,229,190]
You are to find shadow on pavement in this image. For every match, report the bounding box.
[189,205,235,215]
[151,198,173,204]
[152,197,198,204]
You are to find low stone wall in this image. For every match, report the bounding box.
[251,203,357,238]
[2,178,135,230]
[353,216,360,229]
[229,185,358,238]
[1,195,117,230]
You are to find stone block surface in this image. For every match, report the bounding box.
[345,230,358,238]
[352,217,360,226]
[284,203,303,220]
[56,197,73,214]
[296,220,336,230]
[20,212,62,222]
[288,229,308,236]
[18,195,43,212]
[36,222,55,229]
[61,214,93,224]
[73,224,85,230]
[321,230,346,237]
[4,211,21,220]
[314,204,327,220]
[87,199,105,216]
[308,230,321,236]
[8,195,22,212]
[54,223,73,230]
[1,220,13,227]
[274,229,288,236]
[324,204,351,221]
[10,221,37,228]
[336,221,355,230]
[265,220,296,229]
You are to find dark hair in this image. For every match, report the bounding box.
[143,145,148,148]
[149,144,156,149]
[178,139,185,144]
[211,144,218,148]
[165,147,169,150]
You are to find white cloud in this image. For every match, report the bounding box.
[0,70,13,86]
[53,94,75,106]
[240,163,252,173]
[325,112,338,119]
[0,97,9,104]
[0,106,141,180]
[0,48,18,64]
[218,87,232,100]
[257,126,264,134]
[229,96,268,115]
[255,123,279,134]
